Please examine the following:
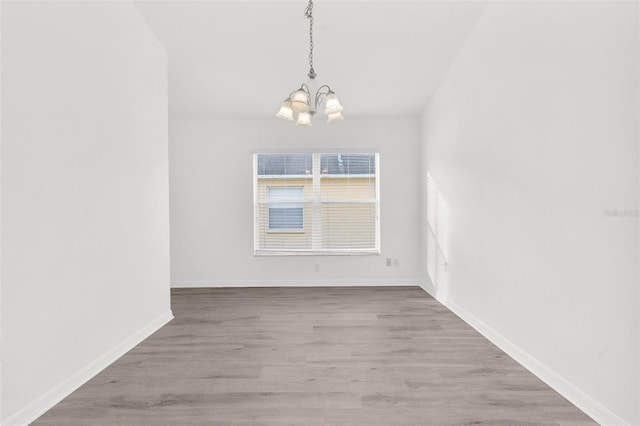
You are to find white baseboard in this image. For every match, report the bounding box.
[172,279,422,288]
[3,310,174,426]
[418,283,629,426]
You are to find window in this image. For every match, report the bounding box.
[254,152,380,255]
[267,186,304,231]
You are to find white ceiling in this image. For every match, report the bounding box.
[134,1,486,120]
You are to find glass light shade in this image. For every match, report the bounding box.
[276,100,294,121]
[324,92,343,114]
[290,89,310,112]
[296,111,312,126]
[327,111,344,123]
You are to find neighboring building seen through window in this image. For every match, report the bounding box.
[254,152,380,255]
[267,186,304,230]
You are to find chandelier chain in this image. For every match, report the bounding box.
[304,0,314,76]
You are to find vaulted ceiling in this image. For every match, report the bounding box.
[134,1,487,120]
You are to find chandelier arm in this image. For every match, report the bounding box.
[314,93,324,111]
[315,90,327,107]
[314,85,332,109]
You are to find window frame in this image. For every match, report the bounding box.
[253,152,381,256]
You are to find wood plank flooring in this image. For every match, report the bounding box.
[35,287,595,425]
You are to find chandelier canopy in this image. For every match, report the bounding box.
[276,0,343,126]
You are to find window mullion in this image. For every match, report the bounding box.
[312,153,322,250]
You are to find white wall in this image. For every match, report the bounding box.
[420,2,638,424]
[170,118,421,287]
[0,2,3,419]
[1,2,171,423]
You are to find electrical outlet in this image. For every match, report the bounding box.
[386,258,392,267]
[393,259,399,267]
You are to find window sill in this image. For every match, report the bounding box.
[254,249,380,257]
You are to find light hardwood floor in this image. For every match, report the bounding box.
[35,287,595,425]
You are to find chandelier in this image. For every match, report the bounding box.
[276,0,344,126]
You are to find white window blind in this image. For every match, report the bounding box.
[254,152,380,255]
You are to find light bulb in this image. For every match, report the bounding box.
[327,112,344,123]
[276,99,294,121]
[296,111,312,126]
